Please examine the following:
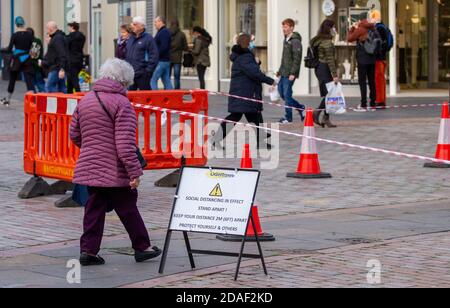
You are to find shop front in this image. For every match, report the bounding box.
[315,0,450,94]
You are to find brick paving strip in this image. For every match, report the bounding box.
[120,231,450,288]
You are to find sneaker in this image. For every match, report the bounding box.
[135,246,162,263]
[80,253,106,267]
[278,118,291,124]
[1,98,10,106]
[299,110,305,122]
[354,105,367,112]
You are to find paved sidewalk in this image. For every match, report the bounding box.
[148,231,450,288]
[1,80,450,288]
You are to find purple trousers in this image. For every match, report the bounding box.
[80,187,151,255]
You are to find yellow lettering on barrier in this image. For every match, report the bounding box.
[43,165,74,178]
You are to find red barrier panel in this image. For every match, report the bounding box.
[23,90,209,182]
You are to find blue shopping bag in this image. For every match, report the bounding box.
[72,184,89,207]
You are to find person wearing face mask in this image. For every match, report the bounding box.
[311,20,339,128]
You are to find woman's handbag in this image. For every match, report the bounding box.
[94,91,147,170]
[183,52,195,68]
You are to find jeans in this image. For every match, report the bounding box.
[33,70,46,93]
[171,63,182,89]
[46,70,67,93]
[151,61,173,90]
[278,77,305,122]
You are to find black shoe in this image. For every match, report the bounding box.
[80,253,105,267]
[135,246,162,263]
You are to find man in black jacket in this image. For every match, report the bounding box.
[66,22,86,93]
[42,21,69,93]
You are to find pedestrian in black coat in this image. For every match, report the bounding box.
[66,22,86,93]
[216,34,275,150]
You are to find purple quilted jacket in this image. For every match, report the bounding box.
[70,78,143,187]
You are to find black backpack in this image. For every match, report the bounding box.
[363,29,382,56]
[304,45,320,69]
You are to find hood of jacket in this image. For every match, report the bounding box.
[170,26,180,36]
[359,19,376,31]
[287,31,302,42]
[93,78,127,96]
[198,35,212,47]
[230,45,253,62]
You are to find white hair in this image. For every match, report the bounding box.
[133,16,146,26]
[47,21,58,31]
[99,58,135,88]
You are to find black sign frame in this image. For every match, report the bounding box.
[158,166,267,281]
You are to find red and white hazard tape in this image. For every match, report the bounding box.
[37,97,78,116]
[131,102,450,165]
[209,91,445,113]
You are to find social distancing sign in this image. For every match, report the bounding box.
[160,166,267,281]
[169,167,260,236]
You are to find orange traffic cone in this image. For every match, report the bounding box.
[241,144,253,169]
[287,108,332,179]
[217,144,275,242]
[425,102,450,168]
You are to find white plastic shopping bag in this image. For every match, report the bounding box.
[269,78,281,102]
[325,82,347,115]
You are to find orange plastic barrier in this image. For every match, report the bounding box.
[23,90,209,182]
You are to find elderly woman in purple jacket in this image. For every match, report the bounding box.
[70,58,161,266]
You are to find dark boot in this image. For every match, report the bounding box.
[322,114,337,128]
[313,110,324,128]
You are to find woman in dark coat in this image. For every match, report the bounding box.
[217,34,275,149]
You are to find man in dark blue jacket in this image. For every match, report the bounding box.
[151,16,173,90]
[126,16,159,91]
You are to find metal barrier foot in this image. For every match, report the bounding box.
[18,176,51,199]
[49,181,75,195]
[55,195,81,208]
[154,169,181,188]
[216,234,276,242]
[424,162,450,169]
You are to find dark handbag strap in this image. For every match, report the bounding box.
[94,91,146,169]
[94,91,114,123]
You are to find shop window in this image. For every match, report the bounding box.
[322,0,389,84]
[439,0,450,82]
[166,0,204,43]
[221,0,268,79]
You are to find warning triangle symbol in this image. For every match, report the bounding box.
[209,184,223,197]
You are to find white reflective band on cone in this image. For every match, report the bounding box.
[301,127,317,154]
[438,119,450,144]
[46,97,57,114]
[66,99,78,115]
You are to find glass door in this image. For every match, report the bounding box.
[91,1,102,79]
[397,0,429,89]
[438,0,450,84]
